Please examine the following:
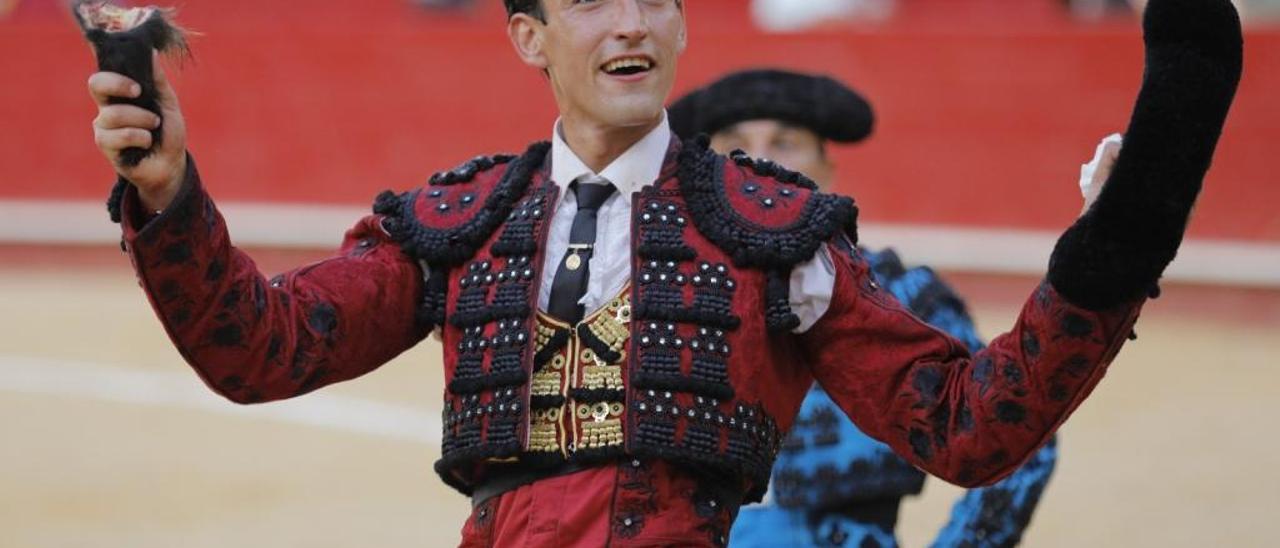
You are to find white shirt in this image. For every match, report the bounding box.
[538,112,835,332]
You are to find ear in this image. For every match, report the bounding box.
[812,156,835,190]
[507,13,549,70]
[676,2,688,54]
[807,139,836,189]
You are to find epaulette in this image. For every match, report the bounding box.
[373,141,551,267]
[677,136,858,269]
[676,136,858,330]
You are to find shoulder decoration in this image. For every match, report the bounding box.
[676,136,858,331]
[373,141,551,267]
[677,136,858,269]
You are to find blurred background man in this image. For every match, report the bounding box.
[670,68,1059,548]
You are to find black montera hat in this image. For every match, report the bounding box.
[668,68,874,143]
[504,0,537,16]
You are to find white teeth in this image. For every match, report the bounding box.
[604,58,652,73]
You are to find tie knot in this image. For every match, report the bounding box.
[572,176,616,211]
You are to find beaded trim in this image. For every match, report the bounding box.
[373,142,550,267]
[675,136,857,331]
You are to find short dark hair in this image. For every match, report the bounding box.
[504,0,545,21]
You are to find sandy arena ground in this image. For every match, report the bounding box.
[1,245,1276,547]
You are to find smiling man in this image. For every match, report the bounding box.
[86,0,1241,546]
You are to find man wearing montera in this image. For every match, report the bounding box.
[85,0,1242,545]
[669,68,1065,548]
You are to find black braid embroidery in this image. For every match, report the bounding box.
[676,136,856,331]
[373,141,551,267]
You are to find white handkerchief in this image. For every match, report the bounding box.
[1079,133,1125,210]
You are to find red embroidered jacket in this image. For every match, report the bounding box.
[109,0,1247,509]
[115,138,1143,501]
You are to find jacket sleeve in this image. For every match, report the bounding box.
[872,260,1059,544]
[116,156,430,404]
[801,243,1140,487]
[931,438,1058,547]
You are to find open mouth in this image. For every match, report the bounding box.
[602,56,655,77]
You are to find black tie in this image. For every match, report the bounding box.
[547,176,617,324]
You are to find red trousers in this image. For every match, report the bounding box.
[459,460,738,547]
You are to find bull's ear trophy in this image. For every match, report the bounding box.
[72,1,192,168]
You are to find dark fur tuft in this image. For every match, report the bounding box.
[1047,0,1242,310]
[73,2,192,168]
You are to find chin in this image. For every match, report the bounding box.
[596,98,666,130]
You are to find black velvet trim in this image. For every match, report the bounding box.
[430,154,519,186]
[764,270,801,332]
[107,179,129,224]
[727,149,819,191]
[509,447,626,473]
[108,152,200,227]
[568,388,626,403]
[530,395,566,409]
[572,445,626,463]
[373,141,550,268]
[636,244,698,262]
[490,239,538,257]
[1047,0,1242,310]
[416,266,448,330]
[632,301,741,331]
[634,372,735,401]
[533,329,570,369]
[447,369,529,395]
[676,135,859,270]
[576,324,623,364]
[434,463,477,497]
[517,451,567,470]
[448,303,532,329]
[433,440,524,496]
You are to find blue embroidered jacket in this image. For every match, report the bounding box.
[731,248,1059,547]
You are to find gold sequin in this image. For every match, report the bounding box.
[526,285,633,457]
[580,418,624,449]
[531,369,562,397]
[582,365,623,391]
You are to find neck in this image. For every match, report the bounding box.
[559,113,662,173]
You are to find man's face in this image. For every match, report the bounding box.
[709,120,833,188]
[509,0,686,131]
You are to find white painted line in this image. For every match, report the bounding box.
[0,355,440,445]
[0,199,364,248]
[858,224,1280,288]
[1,200,1277,286]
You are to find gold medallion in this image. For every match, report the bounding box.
[566,253,583,271]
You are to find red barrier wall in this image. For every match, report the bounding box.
[2,0,1276,241]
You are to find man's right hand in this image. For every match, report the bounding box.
[89,51,187,212]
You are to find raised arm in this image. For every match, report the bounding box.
[89,49,429,404]
[802,0,1242,487]
[111,161,430,403]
